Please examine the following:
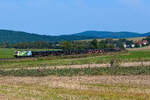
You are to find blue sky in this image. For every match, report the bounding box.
[0,0,150,35]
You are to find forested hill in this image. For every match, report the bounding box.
[0,30,94,43]
[0,30,150,43]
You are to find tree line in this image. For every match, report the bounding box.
[0,39,127,50]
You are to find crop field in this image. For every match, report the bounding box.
[0,48,15,58]
[1,50,150,69]
[0,66,150,76]
[0,75,150,100]
[126,37,145,41]
[0,48,61,59]
[83,37,145,42]
[0,48,150,99]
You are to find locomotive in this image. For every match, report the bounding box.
[14,48,122,58]
[14,50,63,58]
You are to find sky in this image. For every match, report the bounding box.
[0,0,150,35]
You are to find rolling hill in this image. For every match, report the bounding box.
[0,30,149,43]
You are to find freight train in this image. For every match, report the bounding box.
[14,48,122,58]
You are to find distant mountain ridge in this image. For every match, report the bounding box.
[0,30,149,43]
[72,31,144,38]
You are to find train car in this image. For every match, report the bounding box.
[14,48,122,58]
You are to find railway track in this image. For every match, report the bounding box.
[0,49,123,61]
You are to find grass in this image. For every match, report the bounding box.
[0,48,15,58]
[0,75,150,100]
[1,50,150,69]
[126,37,145,41]
[1,48,150,99]
[83,37,145,42]
[0,66,150,76]
[0,48,61,59]
[0,84,149,100]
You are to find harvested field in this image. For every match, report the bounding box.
[0,75,149,100]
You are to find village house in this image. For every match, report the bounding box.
[123,44,127,48]
[123,39,149,48]
[134,41,142,47]
[142,40,148,45]
[131,44,135,48]
[123,43,130,48]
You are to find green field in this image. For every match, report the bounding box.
[0,48,15,58]
[82,37,146,42]
[1,48,150,100]
[0,48,61,59]
[0,66,150,76]
[1,49,150,69]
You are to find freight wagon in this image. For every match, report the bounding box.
[14,48,122,58]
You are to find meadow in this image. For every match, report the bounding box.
[0,48,150,100]
[0,75,150,100]
[0,48,61,59]
[0,66,150,76]
[0,48,15,58]
[83,36,145,42]
[1,49,150,69]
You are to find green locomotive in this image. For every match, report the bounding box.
[14,51,32,58]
